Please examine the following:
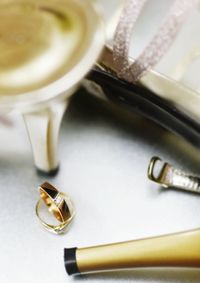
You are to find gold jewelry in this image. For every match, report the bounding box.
[36,182,75,234]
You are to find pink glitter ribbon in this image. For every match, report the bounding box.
[113,0,199,83]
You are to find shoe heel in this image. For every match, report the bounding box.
[23,100,68,175]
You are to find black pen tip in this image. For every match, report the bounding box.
[64,248,80,276]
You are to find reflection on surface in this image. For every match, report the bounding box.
[0,91,200,282]
[74,269,200,282]
[0,1,86,95]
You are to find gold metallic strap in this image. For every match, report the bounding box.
[148,156,200,194]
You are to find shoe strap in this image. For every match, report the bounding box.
[113,0,199,83]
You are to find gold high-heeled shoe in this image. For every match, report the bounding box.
[3,0,200,174]
[0,0,104,174]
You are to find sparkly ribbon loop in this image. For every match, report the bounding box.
[113,0,199,83]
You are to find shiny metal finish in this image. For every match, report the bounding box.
[76,228,200,274]
[1,93,200,282]
[0,1,86,95]
[148,156,200,194]
[0,0,104,173]
[36,182,75,234]
[0,0,104,110]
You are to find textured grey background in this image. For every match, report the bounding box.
[0,92,200,283]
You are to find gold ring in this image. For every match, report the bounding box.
[36,182,75,234]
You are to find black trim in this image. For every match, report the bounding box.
[87,68,200,148]
[36,166,59,177]
[64,248,80,276]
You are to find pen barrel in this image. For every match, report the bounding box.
[64,229,200,275]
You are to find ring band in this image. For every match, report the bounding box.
[36,182,75,234]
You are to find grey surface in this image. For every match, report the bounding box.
[0,92,200,283]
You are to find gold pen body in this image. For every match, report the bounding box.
[64,228,200,275]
